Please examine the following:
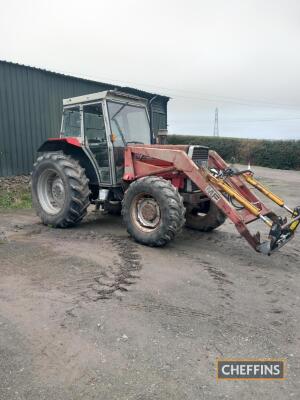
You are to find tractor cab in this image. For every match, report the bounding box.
[61,90,151,186]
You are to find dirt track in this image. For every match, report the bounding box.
[0,165,299,399]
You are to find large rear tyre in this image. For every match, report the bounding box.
[185,201,226,232]
[122,176,185,247]
[31,152,90,228]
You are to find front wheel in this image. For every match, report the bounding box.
[31,152,90,228]
[185,201,226,232]
[122,176,185,247]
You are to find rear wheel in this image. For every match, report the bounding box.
[185,201,226,232]
[122,176,185,246]
[31,152,90,227]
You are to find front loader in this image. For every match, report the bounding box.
[31,90,299,255]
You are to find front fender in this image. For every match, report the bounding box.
[38,138,99,186]
[38,137,81,152]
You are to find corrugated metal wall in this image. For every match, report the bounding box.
[0,61,169,176]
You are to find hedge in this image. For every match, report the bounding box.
[167,135,300,170]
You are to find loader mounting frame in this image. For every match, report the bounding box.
[123,145,299,255]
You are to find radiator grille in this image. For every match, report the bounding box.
[185,146,209,192]
[191,146,209,167]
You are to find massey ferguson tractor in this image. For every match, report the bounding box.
[31,90,299,255]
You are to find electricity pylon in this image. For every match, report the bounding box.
[213,108,219,137]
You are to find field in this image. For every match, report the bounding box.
[0,165,299,399]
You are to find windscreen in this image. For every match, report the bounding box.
[107,102,151,145]
[61,106,81,137]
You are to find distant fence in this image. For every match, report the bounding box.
[167,135,300,170]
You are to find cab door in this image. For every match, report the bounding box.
[107,101,151,184]
[82,103,111,184]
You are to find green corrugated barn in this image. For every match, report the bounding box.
[0,60,169,176]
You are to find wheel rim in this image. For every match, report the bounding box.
[37,169,66,215]
[131,193,161,231]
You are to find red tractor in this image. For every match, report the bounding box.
[31,90,299,254]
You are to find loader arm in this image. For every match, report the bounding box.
[123,145,299,255]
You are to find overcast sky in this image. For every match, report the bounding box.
[1,0,300,139]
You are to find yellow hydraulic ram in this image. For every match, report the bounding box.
[290,208,300,232]
[208,175,273,228]
[243,173,294,214]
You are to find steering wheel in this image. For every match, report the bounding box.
[88,139,105,145]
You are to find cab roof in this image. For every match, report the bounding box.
[63,90,149,107]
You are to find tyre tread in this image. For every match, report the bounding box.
[122,176,185,247]
[31,152,90,228]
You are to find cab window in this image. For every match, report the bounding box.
[83,104,106,144]
[107,102,151,146]
[61,106,81,137]
[83,103,111,184]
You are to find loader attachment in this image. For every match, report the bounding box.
[207,151,300,255]
[124,145,299,255]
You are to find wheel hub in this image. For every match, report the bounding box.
[37,169,66,215]
[51,177,65,205]
[136,197,160,229]
[141,202,157,221]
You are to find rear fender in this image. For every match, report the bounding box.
[38,139,100,187]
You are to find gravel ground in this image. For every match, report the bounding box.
[0,165,299,399]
